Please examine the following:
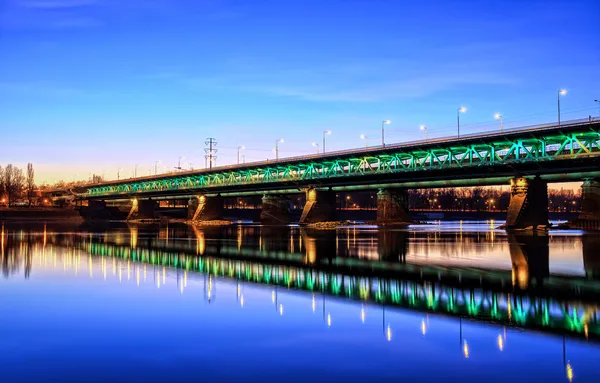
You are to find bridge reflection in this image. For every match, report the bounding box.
[1,223,600,341]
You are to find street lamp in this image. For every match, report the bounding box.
[134,164,139,178]
[558,89,567,127]
[312,142,319,154]
[381,120,391,147]
[419,125,428,141]
[237,145,245,165]
[594,99,599,115]
[154,160,161,175]
[177,156,185,171]
[360,134,369,148]
[275,138,284,160]
[494,113,503,132]
[117,167,123,180]
[457,107,467,138]
[323,130,332,153]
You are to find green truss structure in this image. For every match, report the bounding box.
[85,121,600,198]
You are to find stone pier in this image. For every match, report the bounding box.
[188,195,224,221]
[504,177,549,230]
[376,188,411,226]
[299,189,336,224]
[127,199,158,220]
[574,179,600,230]
[260,194,291,224]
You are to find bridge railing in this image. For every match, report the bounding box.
[90,117,599,187]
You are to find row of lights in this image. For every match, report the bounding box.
[116,89,597,179]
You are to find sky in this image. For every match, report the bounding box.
[1,0,599,185]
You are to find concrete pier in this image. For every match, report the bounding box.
[505,177,549,230]
[376,188,411,226]
[188,195,224,221]
[260,194,291,224]
[299,189,336,224]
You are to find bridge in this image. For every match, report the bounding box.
[77,118,600,229]
[2,226,599,341]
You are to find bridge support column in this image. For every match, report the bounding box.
[577,179,600,229]
[504,177,549,230]
[376,188,411,226]
[299,188,336,224]
[127,199,158,220]
[188,195,224,221]
[260,194,291,224]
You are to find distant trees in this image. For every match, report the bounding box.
[0,164,25,206]
[26,163,35,206]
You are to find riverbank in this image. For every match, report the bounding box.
[0,207,83,222]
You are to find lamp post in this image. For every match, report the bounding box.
[237,145,245,165]
[323,130,332,153]
[188,162,194,170]
[117,167,122,180]
[134,164,139,178]
[494,113,503,132]
[594,99,599,115]
[154,160,161,175]
[312,142,319,154]
[558,89,567,127]
[457,107,467,138]
[275,138,284,160]
[360,134,369,148]
[177,156,185,171]
[381,120,391,147]
[419,125,428,141]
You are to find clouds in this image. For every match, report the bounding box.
[162,57,516,103]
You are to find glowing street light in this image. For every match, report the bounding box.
[312,142,319,154]
[323,130,332,153]
[237,145,245,165]
[457,106,467,138]
[275,138,284,160]
[494,113,503,131]
[419,125,428,141]
[558,89,567,127]
[381,120,391,147]
[360,134,369,148]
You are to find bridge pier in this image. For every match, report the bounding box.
[260,194,291,224]
[188,195,224,221]
[504,177,549,230]
[376,188,411,226]
[574,179,600,230]
[299,188,336,224]
[127,199,158,220]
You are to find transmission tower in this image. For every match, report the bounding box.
[204,138,218,169]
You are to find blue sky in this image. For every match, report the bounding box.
[1,0,599,184]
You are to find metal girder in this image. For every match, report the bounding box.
[85,125,600,199]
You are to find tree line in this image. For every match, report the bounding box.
[0,163,36,206]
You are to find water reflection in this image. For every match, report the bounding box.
[2,223,600,382]
[2,223,600,342]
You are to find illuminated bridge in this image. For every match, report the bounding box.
[10,228,598,341]
[78,118,600,228]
